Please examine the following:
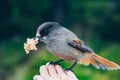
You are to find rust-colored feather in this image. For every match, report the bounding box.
[78,53,120,70]
[73,39,81,46]
[92,54,120,70]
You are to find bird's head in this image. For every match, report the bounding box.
[35,22,60,41]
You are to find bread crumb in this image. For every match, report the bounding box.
[24,38,39,54]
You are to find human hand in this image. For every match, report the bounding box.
[33,63,78,80]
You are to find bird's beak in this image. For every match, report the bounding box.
[34,33,41,41]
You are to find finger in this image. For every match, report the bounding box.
[33,75,44,80]
[66,71,78,80]
[47,64,58,78]
[39,65,50,80]
[55,65,67,80]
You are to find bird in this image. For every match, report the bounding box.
[35,22,120,70]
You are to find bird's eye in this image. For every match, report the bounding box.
[40,29,49,37]
[45,30,47,32]
[39,25,53,37]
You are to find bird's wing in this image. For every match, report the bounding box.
[67,38,93,53]
[67,38,120,70]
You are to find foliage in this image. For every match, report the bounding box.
[0,0,120,80]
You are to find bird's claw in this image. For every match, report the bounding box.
[49,61,61,65]
[64,68,73,72]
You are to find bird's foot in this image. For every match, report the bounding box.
[49,61,60,65]
[49,59,64,65]
[64,68,73,72]
[64,61,77,72]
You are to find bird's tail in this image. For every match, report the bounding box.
[78,53,120,70]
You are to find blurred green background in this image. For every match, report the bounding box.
[0,0,120,80]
